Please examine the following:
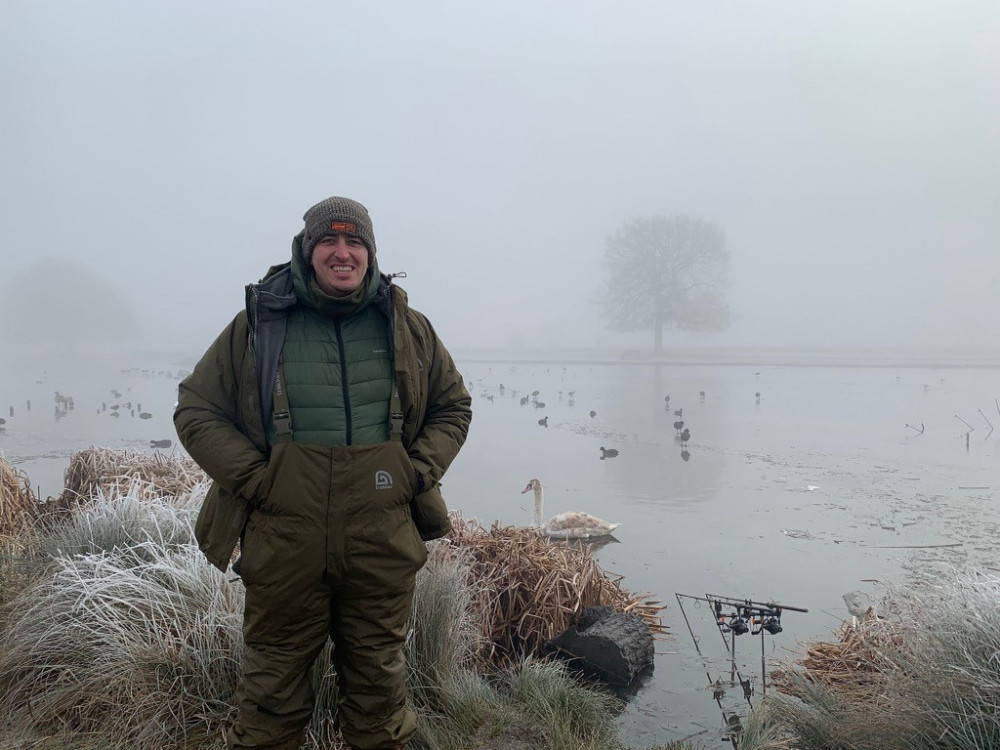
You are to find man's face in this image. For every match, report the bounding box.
[311,234,369,297]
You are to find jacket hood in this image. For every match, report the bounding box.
[247,263,296,325]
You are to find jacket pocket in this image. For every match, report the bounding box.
[253,443,290,514]
[195,481,251,573]
[409,485,451,541]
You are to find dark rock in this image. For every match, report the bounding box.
[546,606,654,686]
[576,605,614,631]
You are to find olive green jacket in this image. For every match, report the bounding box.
[174,263,472,572]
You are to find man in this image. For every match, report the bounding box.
[174,196,472,750]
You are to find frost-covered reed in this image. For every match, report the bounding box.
[38,484,202,562]
[0,536,243,748]
[761,568,1000,749]
[0,483,663,750]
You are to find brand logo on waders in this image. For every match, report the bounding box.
[374,470,393,490]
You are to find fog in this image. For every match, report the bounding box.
[2,1,997,356]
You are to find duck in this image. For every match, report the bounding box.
[599,446,619,459]
[521,478,620,539]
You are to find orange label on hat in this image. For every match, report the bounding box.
[330,221,357,233]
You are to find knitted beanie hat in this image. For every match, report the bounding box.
[301,196,377,264]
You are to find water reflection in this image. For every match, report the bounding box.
[599,441,725,510]
[564,535,620,554]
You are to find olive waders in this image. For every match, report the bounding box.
[228,382,426,750]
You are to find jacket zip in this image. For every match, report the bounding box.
[247,283,274,445]
[247,284,260,363]
[334,320,352,444]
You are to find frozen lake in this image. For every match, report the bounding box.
[445,349,999,745]
[2,346,998,747]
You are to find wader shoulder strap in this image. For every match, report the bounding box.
[390,384,403,441]
[272,357,293,443]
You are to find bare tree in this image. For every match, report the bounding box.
[598,214,731,353]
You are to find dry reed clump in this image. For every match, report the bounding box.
[762,571,1000,748]
[53,447,207,517]
[0,454,39,542]
[0,456,44,618]
[769,610,902,702]
[444,512,666,664]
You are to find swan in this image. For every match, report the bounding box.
[521,478,620,539]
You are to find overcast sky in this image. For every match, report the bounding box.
[2,0,997,355]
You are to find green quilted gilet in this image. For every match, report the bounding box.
[277,304,393,446]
